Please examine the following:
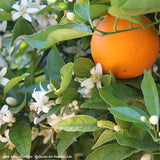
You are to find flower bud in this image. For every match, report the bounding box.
[92,18,101,27]
[72,100,78,106]
[140,116,147,122]
[66,12,75,21]
[55,97,62,104]
[141,153,152,160]
[6,97,18,106]
[114,125,121,132]
[149,115,159,125]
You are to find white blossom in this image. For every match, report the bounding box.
[11,0,39,22]
[0,21,7,49]
[140,116,147,122]
[47,106,75,127]
[35,13,58,29]
[64,40,91,56]
[0,67,9,86]
[0,105,16,127]
[31,83,50,114]
[38,129,53,144]
[114,125,121,132]
[66,12,75,21]
[6,97,18,106]
[149,115,159,125]
[141,153,152,160]
[0,129,15,150]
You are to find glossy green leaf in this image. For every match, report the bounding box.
[100,71,116,86]
[55,62,74,95]
[141,70,159,116]
[47,46,65,82]
[109,106,149,124]
[74,0,92,25]
[99,83,138,107]
[74,57,94,78]
[90,4,109,18]
[62,88,79,105]
[86,143,136,160]
[57,131,83,156]
[23,23,92,49]
[12,18,35,45]
[97,120,115,129]
[4,75,28,97]
[120,0,160,15]
[116,125,160,151]
[9,121,31,156]
[80,94,109,109]
[0,0,12,11]
[108,5,142,24]
[47,105,60,118]
[92,130,116,150]
[10,93,27,113]
[54,115,100,132]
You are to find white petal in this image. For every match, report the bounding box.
[0,77,9,86]
[0,135,8,143]
[1,21,7,32]
[42,106,50,113]
[23,14,32,22]
[48,18,58,25]
[21,0,28,6]
[81,78,94,89]
[1,105,8,114]
[39,82,45,92]
[26,8,39,14]
[96,81,102,88]
[0,67,7,77]
[95,63,103,76]
[39,18,48,29]
[90,66,96,75]
[12,4,20,11]
[12,12,21,21]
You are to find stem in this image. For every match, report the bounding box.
[113,18,119,32]
[129,22,132,29]
[93,19,160,36]
[155,12,159,22]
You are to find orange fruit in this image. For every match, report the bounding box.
[91,15,160,79]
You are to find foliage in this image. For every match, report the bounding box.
[0,0,160,160]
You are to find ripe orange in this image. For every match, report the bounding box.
[91,15,160,79]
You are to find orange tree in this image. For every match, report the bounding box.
[0,0,160,159]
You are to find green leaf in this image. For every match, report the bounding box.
[108,5,142,24]
[80,94,109,109]
[99,83,138,107]
[90,4,109,18]
[47,105,60,118]
[109,106,149,124]
[47,46,65,82]
[74,0,92,26]
[86,143,136,160]
[0,11,12,21]
[9,121,31,156]
[0,0,12,11]
[57,131,83,156]
[100,71,116,86]
[23,23,92,49]
[119,0,160,16]
[12,18,35,45]
[10,93,27,113]
[141,70,159,116]
[92,130,116,150]
[54,115,100,132]
[74,57,94,78]
[4,75,28,97]
[62,88,79,105]
[55,62,74,95]
[97,120,115,129]
[116,125,160,151]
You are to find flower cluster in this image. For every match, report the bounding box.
[75,63,103,98]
